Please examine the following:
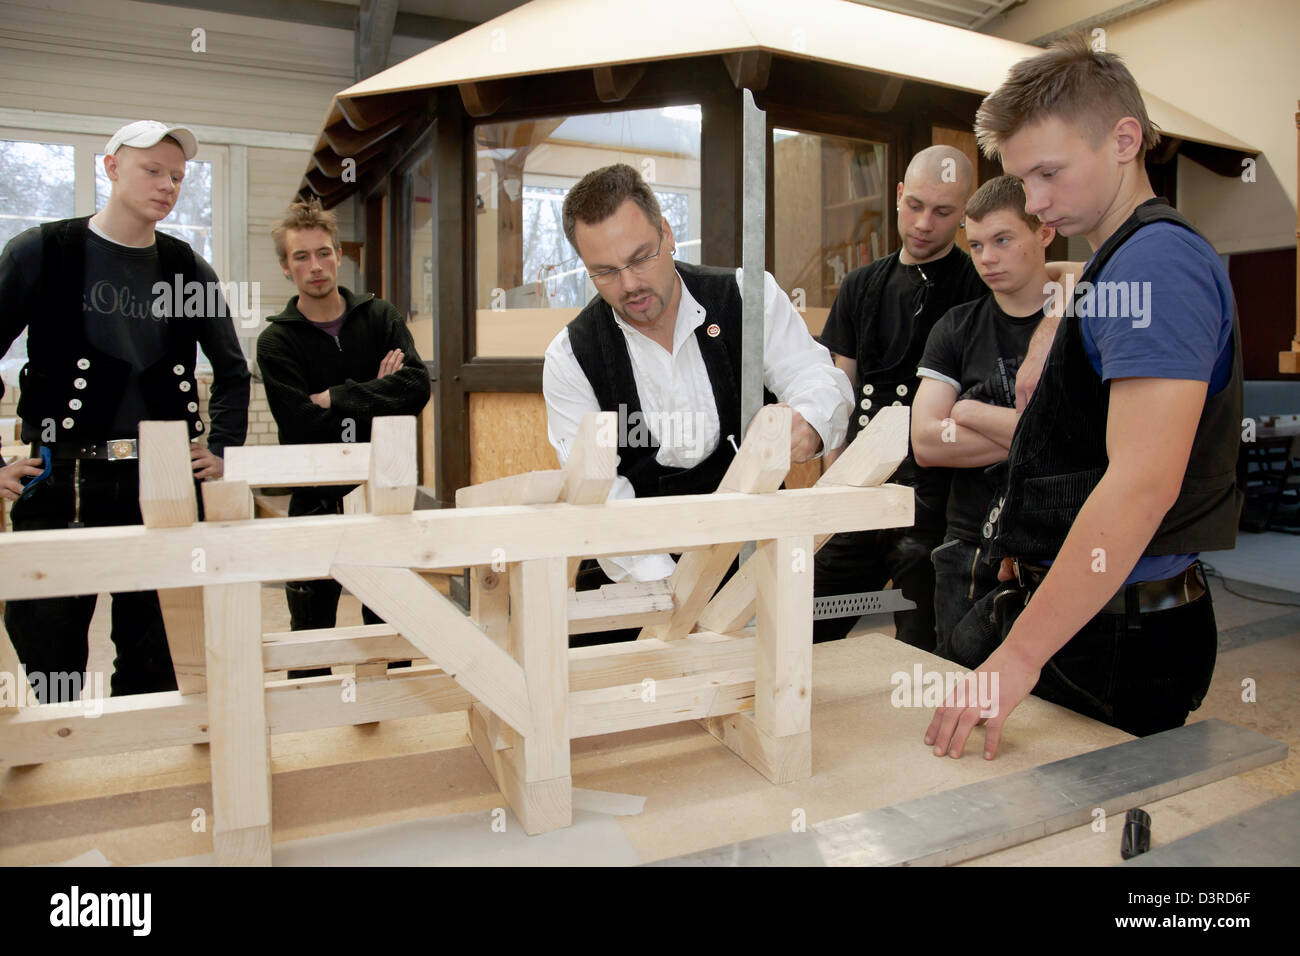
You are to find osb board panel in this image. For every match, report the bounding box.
[468,392,560,486]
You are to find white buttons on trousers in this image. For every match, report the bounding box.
[858,414,869,427]
[173,364,185,375]
[179,381,191,392]
[73,377,86,389]
[861,398,871,410]
[187,401,198,412]
[68,398,82,410]
[62,417,74,429]
[896,384,908,396]
[983,521,993,538]
[194,420,204,432]
[863,384,874,396]
[891,400,901,406]
[76,358,90,370]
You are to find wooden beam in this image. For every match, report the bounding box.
[563,411,619,585]
[368,416,417,515]
[202,480,255,522]
[455,470,565,508]
[223,442,370,487]
[561,412,618,504]
[263,623,413,672]
[592,63,645,102]
[0,485,915,600]
[458,78,517,117]
[569,669,753,738]
[330,564,533,736]
[204,581,272,866]
[139,420,197,528]
[0,666,473,767]
[640,405,790,641]
[568,580,673,635]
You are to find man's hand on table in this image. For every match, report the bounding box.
[923,638,1041,760]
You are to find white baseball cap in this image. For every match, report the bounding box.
[105,120,198,160]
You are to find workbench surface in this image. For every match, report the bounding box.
[0,633,1277,866]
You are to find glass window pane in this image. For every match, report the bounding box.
[773,129,889,336]
[96,153,214,262]
[474,106,701,358]
[0,139,76,381]
[407,150,434,360]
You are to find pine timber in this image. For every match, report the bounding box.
[0,410,917,850]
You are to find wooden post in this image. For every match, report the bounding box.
[139,421,206,695]
[204,581,272,866]
[702,534,813,783]
[562,412,617,586]
[367,416,418,515]
[472,556,571,835]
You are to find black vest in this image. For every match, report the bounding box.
[843,248,984,533]
[19,217,208,444]
[566,261,773,498]
[987,200,1244,563]
[845,248,985,442]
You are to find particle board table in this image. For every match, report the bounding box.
[0,633,1278,867]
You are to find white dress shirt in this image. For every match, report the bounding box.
[543,267,852,583]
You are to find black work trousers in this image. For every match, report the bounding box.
[4,458,180,702]
[284,490,395,678]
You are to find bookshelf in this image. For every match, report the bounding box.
[774,129,889,319]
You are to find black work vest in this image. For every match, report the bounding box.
[987,200,1244,563]
[566,261,773,498]
[18,217,208,443]
[842,249,984,532]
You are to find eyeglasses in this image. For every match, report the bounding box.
[910,263,933,318]
[587,233,665,287]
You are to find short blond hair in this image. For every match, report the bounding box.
[272,198,339,262]
[975,34,1160,161]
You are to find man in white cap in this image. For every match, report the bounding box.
[0,120,250,701]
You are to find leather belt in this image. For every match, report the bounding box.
[34,438,139,461]
[1010,558,1206,615]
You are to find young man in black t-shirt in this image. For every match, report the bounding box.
[814,145,985,649]
[911,176,1054,654]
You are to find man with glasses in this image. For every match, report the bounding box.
[813,145,985,649]
[543,163,852,620]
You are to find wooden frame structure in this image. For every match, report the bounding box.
[0,408,911,865]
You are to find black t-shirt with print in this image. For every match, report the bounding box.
[917,293,1043,542]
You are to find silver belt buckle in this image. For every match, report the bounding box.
[108,438,139,461]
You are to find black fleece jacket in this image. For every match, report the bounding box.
[256,286,430,447]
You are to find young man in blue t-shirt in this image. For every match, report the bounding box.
[912,175,1054,653]
[926,36,1242,759]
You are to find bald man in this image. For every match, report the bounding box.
[814,146,985,649]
